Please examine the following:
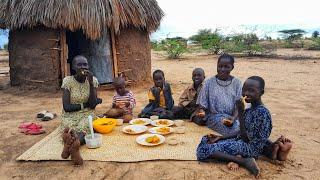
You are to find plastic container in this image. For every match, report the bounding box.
[174,120,184,127]
[116,119,124,126]
[175,126,186,134]
[150,115,159,121]
[85,133,102,149]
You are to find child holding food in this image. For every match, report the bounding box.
[197,76,272,176]
[104,77,136,123]
[139,70,174,119]
[173,68,205,125]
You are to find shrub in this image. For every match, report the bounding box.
[164,39,187,59]
[189,29,223,54]
[307,38,320,50]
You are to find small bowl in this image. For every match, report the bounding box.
[174,120,184,127]
[85,133,102,149]
[167,137,179,146]
[175,126,186,134]
[150,115,159,121]
[116,119,124,126]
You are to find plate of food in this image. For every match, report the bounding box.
[151,119,174,127]
[122,125,148,135]
[129,118,151,126]
[136,134,165,146]
[149,126,174,135]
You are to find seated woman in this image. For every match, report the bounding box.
[60,55,101,166]
[196,54,242,136]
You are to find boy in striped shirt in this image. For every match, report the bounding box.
[104,77,136,122]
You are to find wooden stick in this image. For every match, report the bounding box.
[110,29,118,77]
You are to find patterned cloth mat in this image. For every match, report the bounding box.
[17,122,213,162]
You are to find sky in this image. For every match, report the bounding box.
[152,0,320,39]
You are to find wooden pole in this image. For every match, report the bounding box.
[60,30,68,78]
[110,29,118,77]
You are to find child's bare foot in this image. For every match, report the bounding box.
[271,141,280,160]
[243,158,260,177]
[227,162,239,170]
[277,137,292,161]
[61,128,71,159]
[227,155,241,171]
[70,135,83,166]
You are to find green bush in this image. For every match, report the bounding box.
[164,39,187,59]
[151,40,165,51]
[307,38,320,50]
[190,29,223,54]
[223,33,268,56]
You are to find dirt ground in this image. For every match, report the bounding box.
[0,49,320,180]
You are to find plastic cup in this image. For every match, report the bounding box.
[116,119,124,126]
[150,115,159,121]
[85,133,102,149]
[174,120,184,127]
[175,126,186,134]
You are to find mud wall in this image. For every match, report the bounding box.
[9,28,61,89]
[115,28,151,82]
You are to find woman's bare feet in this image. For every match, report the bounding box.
[277,137,292,161]
[61,128,72,159]
[69,132,83,166]
[243,158,260,177]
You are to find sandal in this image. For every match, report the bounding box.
[37,110,48,118]
[25,128,46,135]
[41,112,57,121]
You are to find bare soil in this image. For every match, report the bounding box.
[0,49,320,179]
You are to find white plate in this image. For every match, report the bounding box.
[136,134,165,146]
[151,119,174,127]
[129,118,151,126]
[122,125,148,135]
[149,127,174,135]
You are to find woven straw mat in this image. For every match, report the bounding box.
[17,122,213,162]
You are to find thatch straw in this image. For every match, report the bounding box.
[0,0,164,40]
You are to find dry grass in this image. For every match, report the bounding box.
[0,0,163,39]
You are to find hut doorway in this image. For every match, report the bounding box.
[66,30,113,84]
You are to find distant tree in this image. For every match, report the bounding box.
[278,29,306,48]
[278,29,306,41]
[312,31,319,38]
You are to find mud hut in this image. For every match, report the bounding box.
[0,0,163,89]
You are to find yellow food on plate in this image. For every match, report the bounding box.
[125,128,135,133]
[156,120,169,125]
[93,118,117,134]
[156,127,170,133]
[145,135,160,144]
[133,119,145,124]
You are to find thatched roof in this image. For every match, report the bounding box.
[0,0,163,39]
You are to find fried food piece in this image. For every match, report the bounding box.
[125,128,135,133]
[156,120,169,125]
[134,119,145,124]
[157,127,170,133]
[146,135,160,143]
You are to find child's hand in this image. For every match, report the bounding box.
[197,109,205,117]
[206,134,222,144]
[125,101,130,107]
[236,99,245,113]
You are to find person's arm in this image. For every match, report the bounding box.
[236,100,249,142]
[178,88,190,107]
[126,92,136,109]
[85,73,99,109]
[62,89,82,112]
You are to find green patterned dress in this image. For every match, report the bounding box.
[60,76,99,133]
